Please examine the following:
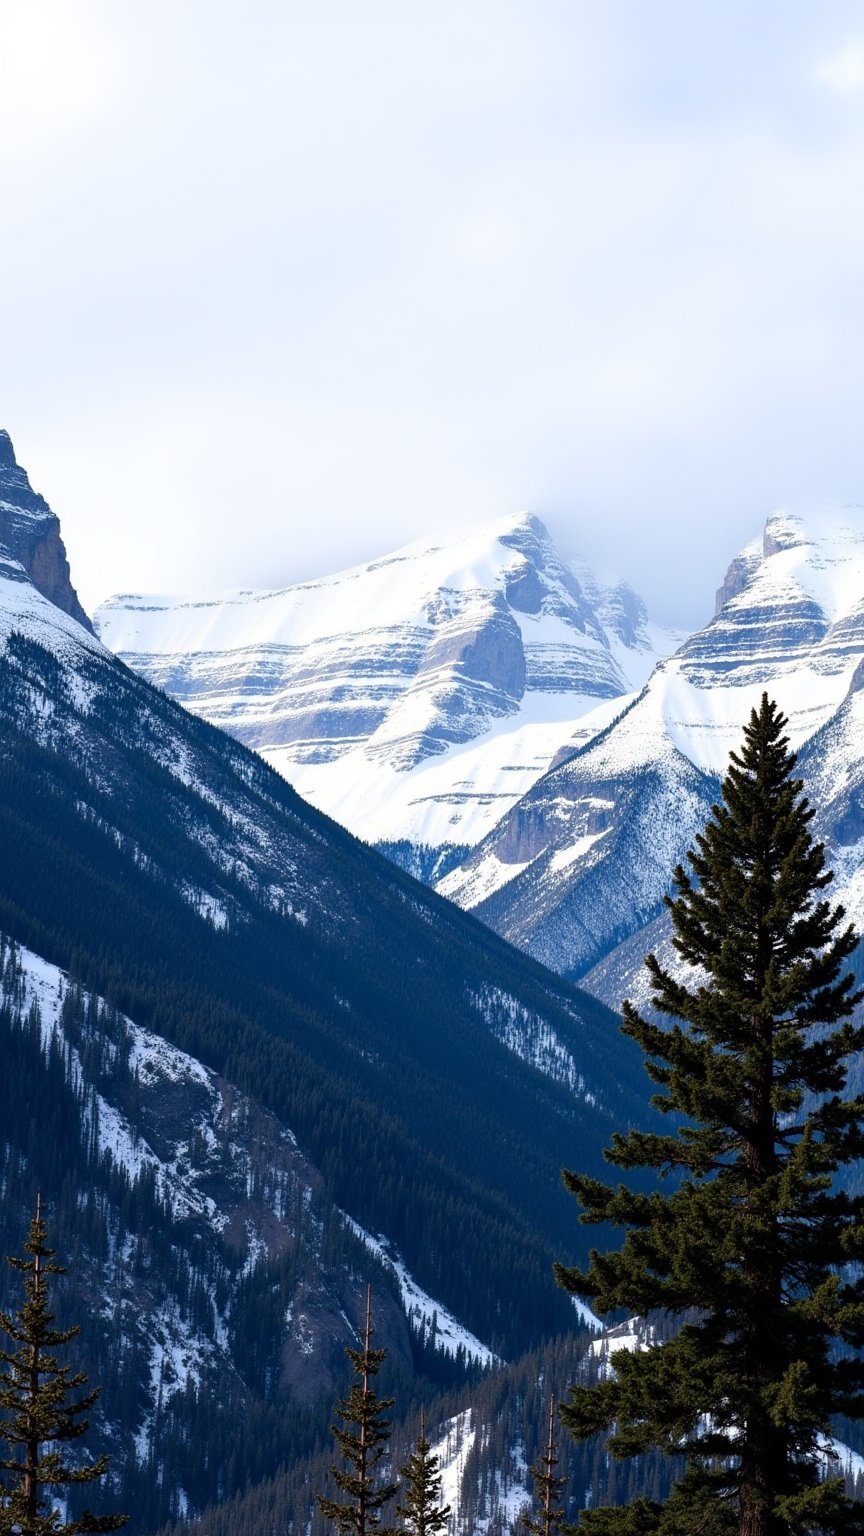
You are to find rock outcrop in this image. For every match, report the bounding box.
[0,430,93,632]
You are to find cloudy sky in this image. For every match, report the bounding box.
[3,1,864,627]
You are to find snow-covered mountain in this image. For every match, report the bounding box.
[0,429,660,1525]
[438,508,864,998]
[8,433,864,1535]
[95,515,681,878]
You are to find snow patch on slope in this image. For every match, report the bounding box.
[470,986,596,1100]
[433,1409,476,1528]
[16,947,222,1223]
[344,1220,500,1368]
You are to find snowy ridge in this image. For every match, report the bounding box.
[470,1434,531,1535]
[0,549,104,667]
[0,430,92,631]
[0,576,356,954]
[441,508,864,990]
[571,1297,604,1331]
[586,1315,656,1378]
[15,945,226,1227]
[431,1408,532,1536]
[343,1220,500,1368]
[96,513,681,856]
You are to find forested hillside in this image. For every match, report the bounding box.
[0,624,655,1364]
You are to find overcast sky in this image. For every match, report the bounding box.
[3,1,864,627]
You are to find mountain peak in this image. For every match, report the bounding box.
[762,505,864,558]
[0,429,52,517]
[0,429,93,633]
[763,508,815,557]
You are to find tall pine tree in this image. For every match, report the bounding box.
[0,1197,127,1536]
[556,695,864,1536]
[318,1287,397,1536]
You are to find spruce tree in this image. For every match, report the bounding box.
[556,695,864,1536]
[396,1411,450,1536]
[0,1198,127,1536]
[318,1287,397,1536]
[523,1397,566,1536]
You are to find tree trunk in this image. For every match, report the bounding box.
[739,1010,783,1536]
[25,1224,42,1535]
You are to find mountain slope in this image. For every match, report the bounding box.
[0,432,654,1369]
[95,514,680,877]
[0,933,433,1529]
[439,508,864,994]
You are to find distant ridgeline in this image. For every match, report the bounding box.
[439,509,864,1010]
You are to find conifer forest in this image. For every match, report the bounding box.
[4,692,864,1536]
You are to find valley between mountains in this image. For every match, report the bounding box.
[3,426,864,1532]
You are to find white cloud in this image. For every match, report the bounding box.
[3,2,864,631]
[0,1,124,164]
[817,41,864,94]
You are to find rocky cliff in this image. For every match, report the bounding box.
[0,430,93,632]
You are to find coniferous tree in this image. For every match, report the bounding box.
[523,1397,565,1536]
[396,1411,450,1536]
[318,1287,397,1536]
[0,1197,127,1536]
[556,696,864,1536]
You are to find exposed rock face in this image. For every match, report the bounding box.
[0,431,93,632]
[279,1275,413,1407]
[714,546,762,614]
[438,715,717,981]
[440,507,864,992]
[363,589,528,771]
[96,512,681,855]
